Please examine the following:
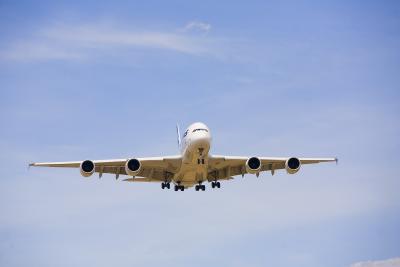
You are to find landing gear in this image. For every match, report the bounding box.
[195,184,206,191]
[161,182,170,189]
[174,185,184,191]
[211,181,221,188]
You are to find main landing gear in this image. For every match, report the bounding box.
[211,181,221,188]
[174,185,184,191]
[195,184,206,191]
[161,182,170,189]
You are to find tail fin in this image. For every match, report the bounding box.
[176,124,181,149]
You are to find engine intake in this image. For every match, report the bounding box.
[285,157,301,174]
[80,160,95,177]
[125,158,141,176]
[246,157,262,174]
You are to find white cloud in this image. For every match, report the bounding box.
[0,22,217,62]
[350,258,400,267]
[181,21,212,34]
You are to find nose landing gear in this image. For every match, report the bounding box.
[198,148,204,156]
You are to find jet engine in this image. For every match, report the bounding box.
[125,158,141,176]
[246,157,262,174]
[285,157,301,174]
[80,160,95,177]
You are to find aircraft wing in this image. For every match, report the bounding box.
[207,155,337,180]
[29,156,182,182]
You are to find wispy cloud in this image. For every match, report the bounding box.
[0,22,217,62]
[181,21,212,34]
[350,258,400,267]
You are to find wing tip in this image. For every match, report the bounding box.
[28,162,35,170]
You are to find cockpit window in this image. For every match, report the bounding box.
[192,128,208,133]
[183,130,189,137]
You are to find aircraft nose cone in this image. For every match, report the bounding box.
[191,134,211,149]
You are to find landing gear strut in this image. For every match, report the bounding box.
[211,181,221,188]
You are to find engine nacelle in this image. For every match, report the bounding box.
[80,160,95,177]
[125,158,141,176]
[285,157,301,174]
[246,157,262,174]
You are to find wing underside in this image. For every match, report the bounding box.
[29,156,182,182]
[30,155,336,184]
[207,155,337,181]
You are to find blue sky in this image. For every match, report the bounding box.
[1,1,399,266]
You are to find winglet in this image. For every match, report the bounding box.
[335,158,338,165]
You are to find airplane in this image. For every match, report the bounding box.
[29,122,337,191]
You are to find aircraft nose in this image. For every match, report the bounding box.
[191,133,211,149]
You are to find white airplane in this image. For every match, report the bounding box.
[30,122,337,191]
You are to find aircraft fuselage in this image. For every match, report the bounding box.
[177,122,211,187]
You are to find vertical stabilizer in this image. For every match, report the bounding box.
[176,124,181,149]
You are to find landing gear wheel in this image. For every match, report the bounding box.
[196,183,205,191]
[161,183,165,189]
[166,183,170,189]
[175,183,184,192]
[211,181,221,189]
